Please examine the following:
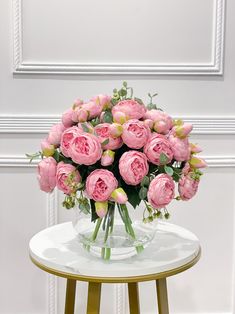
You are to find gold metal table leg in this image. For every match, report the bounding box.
[64,279,76,314]
[128,282,140,314]
[86,282,102,314]
[156,278,169,314]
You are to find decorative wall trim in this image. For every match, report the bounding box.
[1,115,235,134]
[12,0,225,75]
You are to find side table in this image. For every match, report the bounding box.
[29,221,201,314]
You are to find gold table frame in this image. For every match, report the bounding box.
[30,248,201,314]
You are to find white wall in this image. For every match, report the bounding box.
[1,0,235,313]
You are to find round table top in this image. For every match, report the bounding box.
[29,221,200,283]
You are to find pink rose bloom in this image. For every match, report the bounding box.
[37,157,57,193]
[147,174,175,208]
[144,110,173,134]
[70,132,102,165]
[122,119,151,149]
[168,133,190,161]
[119,151,149,185]
[144,134,173,165]
[86,169,118,201]
[62,108,74,127]
[48,123,66,146]
[95,123,123,150]
[72,108,89,123]
[60,126,82,157]
[56,162,81,195]
[112,99,146,120]
[91,94,111,109]
[144,119,154,129]
[179,175,199,201]
[82,101,103,119]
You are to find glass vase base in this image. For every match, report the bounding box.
[74,219,157,260]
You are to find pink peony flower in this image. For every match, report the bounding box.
[56,162,81,195]
[144,110,173,134]
[60,126,82,157]
[122,119,151,149]
[62,108,74,127]
[101,150,115,166]
[178,174,199,200]
[119,151,149,185]
[168,133,190,161]
[37,157,57,193]
[147,174,175,208]
[95,123,123,150]
[86,169,118,201]
[91,94,111,110]
[41,139,55,157]
[48,123,66,146]
[112,99,146,120]
[144,134,173,165]
[70,132,102,165]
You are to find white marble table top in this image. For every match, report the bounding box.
[29,221,200,280]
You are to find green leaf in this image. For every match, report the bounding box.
[140,176,150,187]
[139,187,148,200]
[81,123,90,133]
[122,81,127,88]
[134,97,144,105]
[103,111,113,123]
[164,165,174,176]
[159,153,169,165]
[147,103,157,110]
[119,88,127,97]
[52,150,60,162]
[101,138,109,146]
[124,185,141,208]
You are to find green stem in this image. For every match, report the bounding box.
[91,218,102,241]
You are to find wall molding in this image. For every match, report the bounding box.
[1,115,235,134]
[12,0,225,75]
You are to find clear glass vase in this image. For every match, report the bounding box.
[72,202,158,260]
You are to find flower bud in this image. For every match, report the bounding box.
[95,201,108,218]
[109,123,123,138]
[144,119,154,129]
[41,139,55,157]
[189,157,207,168]
[72,108,89,123]
[190,143,202,154]
[111,188,128,204]
[113,111,128,124]
[72,98,83,110]
[101,150,115,166]
[153,120,168,134]
[175,123,193,138]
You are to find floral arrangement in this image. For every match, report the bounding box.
[28,82,206,259]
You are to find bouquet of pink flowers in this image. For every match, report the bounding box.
[28,82,206,259]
